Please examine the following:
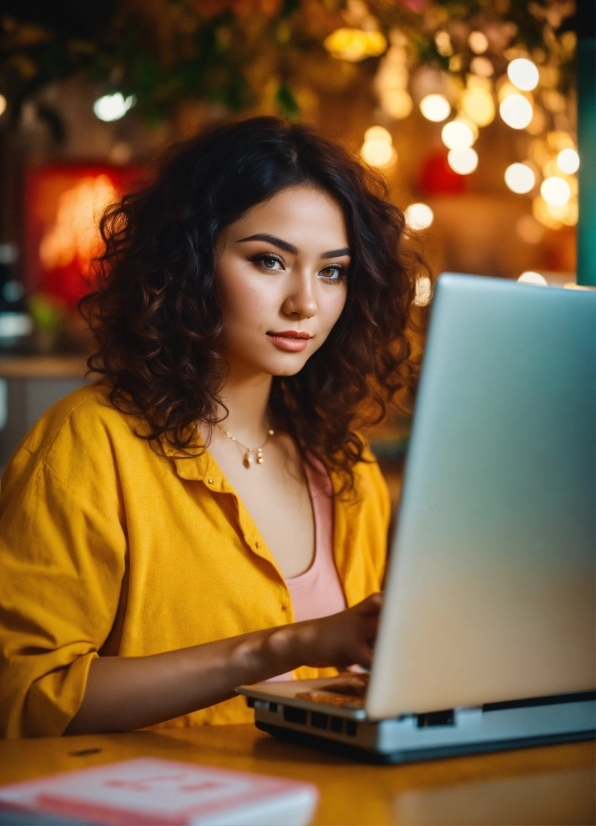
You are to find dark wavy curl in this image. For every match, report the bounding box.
[80,116,430,492]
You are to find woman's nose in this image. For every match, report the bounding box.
[281,274,317,319]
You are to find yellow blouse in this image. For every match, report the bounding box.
[0,382,390,737]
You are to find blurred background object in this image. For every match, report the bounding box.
[0,0,586,481]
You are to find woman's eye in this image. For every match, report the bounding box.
[321,264,346,282]
[252,254,284,271]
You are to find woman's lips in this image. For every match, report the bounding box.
[267,331,312,352]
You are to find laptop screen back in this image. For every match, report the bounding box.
[366,274,596,719]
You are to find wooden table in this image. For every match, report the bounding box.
[0,726,593,825]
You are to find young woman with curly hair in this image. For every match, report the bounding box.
[0,117,428,737]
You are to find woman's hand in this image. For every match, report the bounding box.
[66,593,383,735]
[289,593,382,671]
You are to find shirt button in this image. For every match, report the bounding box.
[207,478,214,485]
[255,541,261,548]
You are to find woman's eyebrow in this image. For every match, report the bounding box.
[237,234,297,254]
[237,233,351,259]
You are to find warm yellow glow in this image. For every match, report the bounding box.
[39,175,117,271]
[447,147,478,175]
[361,139,396,168]
[441,120,475,150]
[364,126,392,145]
[468,31,489,54]
[0,95,6,117]
[382,88,413,119]
[497,80,521,103]
[561,200,578,226]
[541,176,571,206]
[504,163,536,194]
[499,94,533,129]
[420,94,451,122]
[435,31,453,56]
[546,130,574,152]
[507,58,540,92]
[532,196,562,229]
[460,87,495,126]
[518,271,547,285]
[405,203,434,230]
[557,148,579,174]
[470,56,494,77]
[516,214,544,243]
[324,28,387,62]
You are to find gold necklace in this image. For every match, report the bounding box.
[217,424,275,468]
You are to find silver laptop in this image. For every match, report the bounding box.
[238,273,596,763]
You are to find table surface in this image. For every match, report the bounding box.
[0,725,593,825]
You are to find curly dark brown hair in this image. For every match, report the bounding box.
[80,116,431,491]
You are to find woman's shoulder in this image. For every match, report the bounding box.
[22,380,136,452]
[2,381,145,490]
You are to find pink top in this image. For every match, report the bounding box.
[268,457,347,681]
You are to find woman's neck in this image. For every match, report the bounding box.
[215,371,274,444]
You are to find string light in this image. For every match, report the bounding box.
[541,176,571,206]
[404,203,434,230]
[442,120,475,150]
[420,94,451,122]
[499,94,533,129]
[447,147,478,174]
[507,58,540,92]
[504,163,536,194]
[557,148,579,174]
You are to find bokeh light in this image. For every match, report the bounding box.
[420,94,451,122]
[414,275,433,305]
[499,94,533,129]
[518,271,547,285]
[382,89,413,119]
[447,148,478,174]
[504,163,536,194]
[361,126,397,169]
[93,93,136,122]
[364,125,392,145]
[507,58,540,92]
[541,176,571,206]
[441,120,475,150]
[468,31,489,54]
[557,148,579,174]
[324,28,387,62]
[460,87,495,126]
[405,203,434,230]
[0,95,6,117]
[470,56,494,77]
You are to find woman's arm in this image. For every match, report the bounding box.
[65,593,381,735]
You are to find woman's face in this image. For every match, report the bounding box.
[215,185,350,379]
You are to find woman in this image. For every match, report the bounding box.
[0,117,427,737]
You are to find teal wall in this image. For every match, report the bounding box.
[577,14,596,285]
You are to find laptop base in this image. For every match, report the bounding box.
[256,722,596,765]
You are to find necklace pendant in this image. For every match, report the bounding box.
[243,450,253,469]
[256,448,264,465]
